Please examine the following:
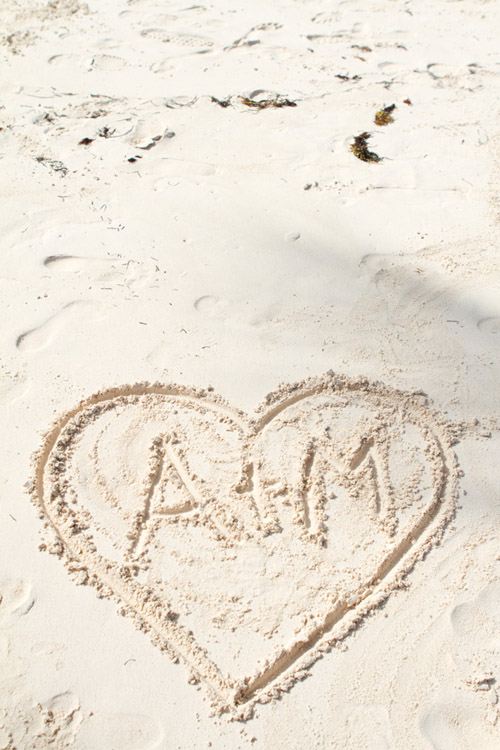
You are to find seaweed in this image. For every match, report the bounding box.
[335,74,361,82]
[98,126,115,138]
[211,96,232,108]
[374,104,396,126]
[35,156,68,176]
[350,132,381,163]
[240,96,297,109]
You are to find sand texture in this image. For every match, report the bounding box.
[1,0,500,748]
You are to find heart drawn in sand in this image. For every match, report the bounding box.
[32,373,457,717]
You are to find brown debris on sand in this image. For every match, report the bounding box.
[211,96,232,108]
[374,104,396,126]
[350,132,381,163]
[240,96,297,109]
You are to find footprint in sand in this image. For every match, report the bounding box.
[194,295,228,318]
[16,301,109,353]
[424,580,500,740]
[140,29,216,56]
[90,54,130,72]
[44,254,150,288]
[44,254,121,279]
[47,53,83,67]
[419,697,496,749]
[0,579,34,624]
[48,53,129,72]
[119,9,183,26]
[477,316,500,343]
[450,580,500,678]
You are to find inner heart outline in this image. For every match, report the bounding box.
[31,373,458,718]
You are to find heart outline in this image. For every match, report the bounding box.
[30,373,458,718]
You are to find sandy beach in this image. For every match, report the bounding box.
[1,0,500,747]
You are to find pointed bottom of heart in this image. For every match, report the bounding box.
[31,373,458,717]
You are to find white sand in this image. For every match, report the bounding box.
[1,0,499,747]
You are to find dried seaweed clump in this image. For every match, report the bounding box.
[374,104,396,126]
[350,132,380,163]
[211,96,231,108]
[335,74,361,82]
[35,156,69,175]
[240,96,297,109]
